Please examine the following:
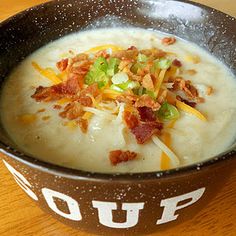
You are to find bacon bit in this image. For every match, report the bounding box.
[135,95,161,111]
[196,97,205,103]
[78,83,100,107]
[142,74,154,91]
[94,50,110,59]
[131,121,163,144]
[176,95,196,108]
[53,104,62,110]
[140,49,166,58]
[207,86,213,96]
[172,78,198,99]
[116,94,138,105]
[69,60,92,76]
[184,82,198,99]
[54,76,80,95]
[186,69,197,75]
[56,58,68,72]
[37,108,46,113]
[77,118,88,133]
[112,49,139,60]
[128,46,138,50]
[123,110,139,129]
[109,150,137,166]
[162,37,176,46]
[32,75,80,102]
[72,53,89,62]
[172,59,182,67]
[138,107,156,122]
[42,116,51,121]
[59,101,83,120]
[119,59,133,71]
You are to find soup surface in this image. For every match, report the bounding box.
[1,28,236,173]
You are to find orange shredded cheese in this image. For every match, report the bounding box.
[102,89,121,100]
[18,114,37,124]
[176,100,207,121]
[82,112,93,120]
[155,69,167,97]
[85,44,124,53]
[160,132,171,170]
[42,116,51,121]
[184,55,201,64]
[63,120,77,130]
[57,98,72,105]
[32,62,61,84]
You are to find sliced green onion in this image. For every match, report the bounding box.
[119,80,140,90]
[107,57,120,77]
[85,69,108,86]
[110,84,124,92]
[111,72,129,84]
[137,53,148,63]
[93,57,108,72]
[85,56,110,88]
[156,58,172,70]
[158,102,180,121]
[146,90,157,99]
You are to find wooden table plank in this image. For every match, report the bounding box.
[0,1,235,235]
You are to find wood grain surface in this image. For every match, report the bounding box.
[0,0,235,235]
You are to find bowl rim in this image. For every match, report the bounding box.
[0,0,235,181]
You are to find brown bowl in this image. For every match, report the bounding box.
[0,0,235,235]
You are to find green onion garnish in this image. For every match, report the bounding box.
[158,102,180,121]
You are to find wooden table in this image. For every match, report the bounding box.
[0,1,235,235]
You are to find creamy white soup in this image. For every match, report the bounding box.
[1,28,236,173]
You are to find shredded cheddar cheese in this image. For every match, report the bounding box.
[184,55,201,64]
[176,100,207,121]
[32,62,61,84]
[82,112,93,120]
[102,89,121,100]
[85,44,124,53]
[160,132,171,170]
[18,114,37,124]
[57,98,72,105]
[155,69,167,97]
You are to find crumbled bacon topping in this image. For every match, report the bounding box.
[78,83,100,107]
[31,76,80,102]
[56,58,68,72]
[123,111,139,129]
[162,37,176,46]
[135,95,161,111]
[59,101,83,120]
[172,59,182,67]
[138,107,156,122]
[172,77,198,99]
[77,118,88,133]
[131,121,162,144]
[53,104,62,110]
[109,150,137,165]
